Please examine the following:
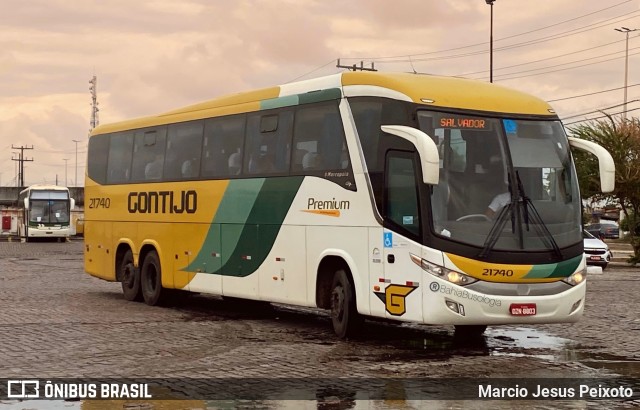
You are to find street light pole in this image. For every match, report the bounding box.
[615,27,638,119]
[63,159,69,187]
[72,139,80,187]
[486,0,495,83]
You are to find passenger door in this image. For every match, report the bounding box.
[381,151,424,323]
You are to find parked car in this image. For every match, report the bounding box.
[583,230,612,269]
[584,222,620,239]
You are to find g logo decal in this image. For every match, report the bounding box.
[374,284,418,316]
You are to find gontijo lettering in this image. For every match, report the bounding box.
[128,190,197,214]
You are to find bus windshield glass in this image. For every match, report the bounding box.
[29,191,70,225]
[417,111,581,252]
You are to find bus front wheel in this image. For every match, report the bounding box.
[121,250,142,302]
[141,250,164,306]
[330,269,361,339]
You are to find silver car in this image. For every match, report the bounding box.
[583,230,612,269]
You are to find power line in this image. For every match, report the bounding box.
[488,49,640,82]
[547,83,640,102]
[456,38,627,77]
[287,59,337,83]
[345,9,640,64]
[561,99,640,120]
[344,0,636,61]
[564,106,640,125]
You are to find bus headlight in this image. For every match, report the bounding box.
[410,253,477,286]
[562,268,586,286]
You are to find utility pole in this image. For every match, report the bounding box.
[11,145,34,188]
[614,27,638,119]
[72,139,80,187]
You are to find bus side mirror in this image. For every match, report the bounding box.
[24,198,29,209]
[381,125,440,185]
[70,198,76,210]
[568,137,615,193]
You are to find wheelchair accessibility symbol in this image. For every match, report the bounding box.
[383,232,393,248]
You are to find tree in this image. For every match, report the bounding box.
[569,115,640,264]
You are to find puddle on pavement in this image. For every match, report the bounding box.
[485,327,640,377]
[558,350,640,377]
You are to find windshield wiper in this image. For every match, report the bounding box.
[478,181,516,260]
[478,172,563,260]
[515,171,562,259]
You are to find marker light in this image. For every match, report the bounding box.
[569,299,582,314]
[410,253,477,286]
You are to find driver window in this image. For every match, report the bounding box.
[385,153,420,237]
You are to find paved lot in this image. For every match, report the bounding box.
[0,240,639,408]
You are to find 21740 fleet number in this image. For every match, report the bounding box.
[482,268,514,277]
[89,197,111,209]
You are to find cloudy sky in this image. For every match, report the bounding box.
[1,0,639,187]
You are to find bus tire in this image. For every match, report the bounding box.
[454,325,487,338]
[330,269,361,339]
[121,250,142,302]
[140,250,164,306]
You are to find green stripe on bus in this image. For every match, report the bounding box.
[183,179,265,273]
[184,177,304,277]
[298,88,342,105]
[261,88,341,110]
[261,95,299,110]
[523,255,583,279]
[217,176,304,277]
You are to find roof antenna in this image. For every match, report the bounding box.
[409,56,417,74]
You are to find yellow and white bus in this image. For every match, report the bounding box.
[84,72,614,338]
[18,184,76,241]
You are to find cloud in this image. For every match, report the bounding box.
[0,0,638,186]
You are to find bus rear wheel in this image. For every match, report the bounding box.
[330,269,361,339]
[141,250,164,306]
[121,250,142,302]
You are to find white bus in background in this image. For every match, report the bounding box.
[18,185,76,242]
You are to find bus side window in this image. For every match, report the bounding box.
[292,102,348,173]
[106,132,133,184]
[131,127,167,182]
[88,133,110,184]
[202,115,246,179]
[245,111,292,175]
[164,121,203,180]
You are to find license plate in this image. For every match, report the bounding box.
[589,255,602,261]
[510,303,536,316]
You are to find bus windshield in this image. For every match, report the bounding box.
[28,191,70,225]
[417,111,581,252]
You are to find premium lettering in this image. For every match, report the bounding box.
[307,197,350,211]
[128,190,197,214]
